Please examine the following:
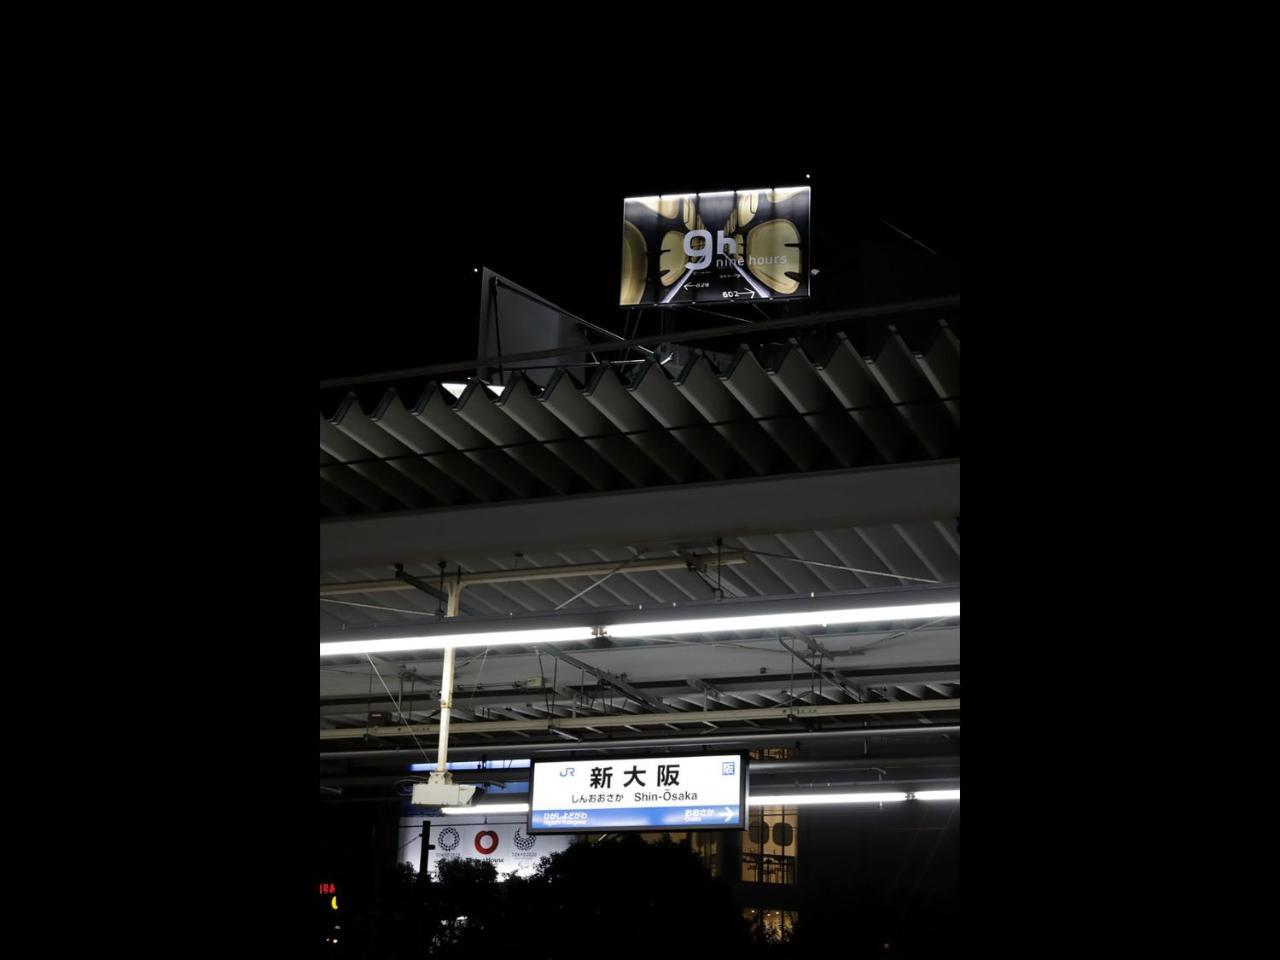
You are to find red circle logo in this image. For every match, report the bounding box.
[474,830,499,855]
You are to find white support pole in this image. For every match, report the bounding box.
[432,583,462,780]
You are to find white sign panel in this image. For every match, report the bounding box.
[398,818,572,880]
[529,753,747,832]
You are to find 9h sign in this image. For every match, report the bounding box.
[620,189,810,306]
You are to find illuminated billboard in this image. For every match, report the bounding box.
[620,188,810,306]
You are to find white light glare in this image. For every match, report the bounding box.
[607,601,958,638]
[320,601,958,657]
[441,803,530,815]
[749,792,909,805]
[748,789,959,805]
[441,382,505,399]
[319,626,594,658]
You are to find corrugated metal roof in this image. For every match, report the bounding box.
[318,325,960,517]
[318,316,960,751]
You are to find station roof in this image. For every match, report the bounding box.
[319,308,960,767]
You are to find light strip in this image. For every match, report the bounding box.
[442,803,530,815]
[606,602,959,638]
[319,601,958,658]
[319,627,594,658]
[749,789,959,805]
[749,792,909,805]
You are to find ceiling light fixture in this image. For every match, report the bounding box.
[319,599,958,658]
[319,626,594,658]
[441,802,530,815]
[606,602,958,639]
[748,789,959,805]
[749,792,908,805]
[914,789,961,801]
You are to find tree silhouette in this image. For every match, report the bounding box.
[340,834,757,958]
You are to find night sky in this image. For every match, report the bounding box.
[315,154,959,386]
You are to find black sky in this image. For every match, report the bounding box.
[315,152,960,385]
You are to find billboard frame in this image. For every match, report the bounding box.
[619,187,811,308]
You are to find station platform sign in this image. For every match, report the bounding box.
[528,753,747,833]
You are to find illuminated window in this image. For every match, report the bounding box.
[741,805,798,884]
[743,907,798,941]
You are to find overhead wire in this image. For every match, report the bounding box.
[322,597,444,617]
[365,654,433,766]
[739,547,940,584]
[553,550,648,610]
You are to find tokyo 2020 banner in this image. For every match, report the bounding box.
[620,187,810,306]
[397,819,573,880]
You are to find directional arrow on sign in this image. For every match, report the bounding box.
[722,807,735,823]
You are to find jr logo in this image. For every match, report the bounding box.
[682,229,739,270]
[560,767,575,777]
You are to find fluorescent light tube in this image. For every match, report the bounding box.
[319,626,594,658]
[749,792,909,805]
[914,789,961,801]
[441,803,530,815]
[319,601,958,657]
[606,602,958,638]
